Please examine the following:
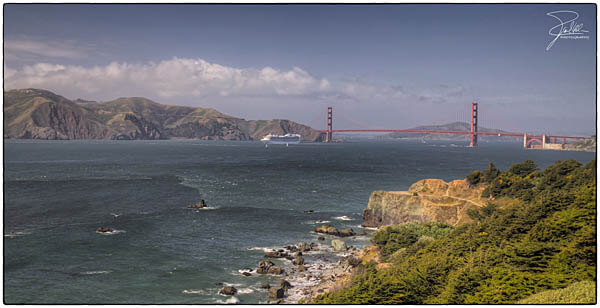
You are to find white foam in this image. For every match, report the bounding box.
[315,220,330,224]
[237,288,254,294]
[81,270,112,275]
[247,247,277,253]
[237,269,254,274]
[187,206,219,211]
[223,282,243,287]
[182,289,211,295]
[216,296,240,304]
[333,216,353,221]
[4,231,31,238]
[363,227,378,230]
[96,229,126,235]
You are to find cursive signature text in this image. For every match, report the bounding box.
[546,10,589,51]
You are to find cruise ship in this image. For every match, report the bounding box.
[261,133,301,145]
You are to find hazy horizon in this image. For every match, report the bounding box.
[4,4,596,136]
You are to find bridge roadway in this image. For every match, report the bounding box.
[317,129,592,141]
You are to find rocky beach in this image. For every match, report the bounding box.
[223,223,370,304]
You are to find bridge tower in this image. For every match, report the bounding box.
[326,106,333,142]
[469,102,478,147]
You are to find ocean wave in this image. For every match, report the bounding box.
[190,206,219,211]
[247,247,278,253]
[315,220,330,224]
[81,270,112,275]
[237,288,254,295]
[182,289,211,295]
[333,216,353,221]
[363,227,378,230]
[237,268,254,274]
[4,231,31,238]
[216,296,240,304]
[96,229,126,235]
[223,282,243,287]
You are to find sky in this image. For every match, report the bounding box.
[3,4,597,136]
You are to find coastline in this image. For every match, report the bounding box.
[245,226,372,304]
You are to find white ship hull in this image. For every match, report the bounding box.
[263,139,301,145]
[261,134,301,145]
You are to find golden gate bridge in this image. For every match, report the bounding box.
[319,103,594,149]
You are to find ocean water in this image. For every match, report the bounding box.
[3,139,595,304]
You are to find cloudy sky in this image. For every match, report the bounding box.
[4,4,596,135]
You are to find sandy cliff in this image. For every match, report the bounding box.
[362,178,487,228]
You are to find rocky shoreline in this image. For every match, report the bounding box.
[230,224,370,304]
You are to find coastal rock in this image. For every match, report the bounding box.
[242,272,252,276]
[293,256,305,265]
[260,283,271,289]
[286,245,298,252]
[362,179,486,228]
[269,288,285,299]
[331,240,347,252]
[267,266,284,275]
[318,236,325,241]
[314,224,339,235]
[187,199,207,209]
[299,242,311,252]
[315,224,356,237]
[298,264,306,272]
[96,227,113,233]
[257,260,275,274]
[339,228,356,237]
[265,251,287,258]
[280,279,293,290]
[219,286,237,295]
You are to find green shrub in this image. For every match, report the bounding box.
[517,281,596,304]
[310,159,596,304]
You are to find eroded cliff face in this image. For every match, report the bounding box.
[362,179,487,228]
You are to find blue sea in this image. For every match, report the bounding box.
[3,139,595,304]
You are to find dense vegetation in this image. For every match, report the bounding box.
[517,281,596,304]
[311,159,596,304]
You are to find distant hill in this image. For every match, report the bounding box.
[382,121,520,141]
[3,88,324,141]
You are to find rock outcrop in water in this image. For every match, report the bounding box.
[4,88,325,141]
[362,178,487,228]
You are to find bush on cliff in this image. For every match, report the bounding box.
[311,159,596,304]
[371,222,453,260]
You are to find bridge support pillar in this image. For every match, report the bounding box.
[523,133,528,148]
[469,102,478,147]
[325,106,332,142]
[543,135,546,148]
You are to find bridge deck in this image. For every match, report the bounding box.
[317,129,591,140]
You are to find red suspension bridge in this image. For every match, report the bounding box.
[319,103,594,149]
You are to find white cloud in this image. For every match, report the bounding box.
[4,57,470,111]
[4,57,333,101]
[5,39,88,59]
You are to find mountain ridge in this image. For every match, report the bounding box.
[382,121,520,141]
[3,88,325,141]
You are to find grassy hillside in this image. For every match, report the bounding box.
[3,89,111,139]
[4,89,324,141]
[311,159,596,304]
